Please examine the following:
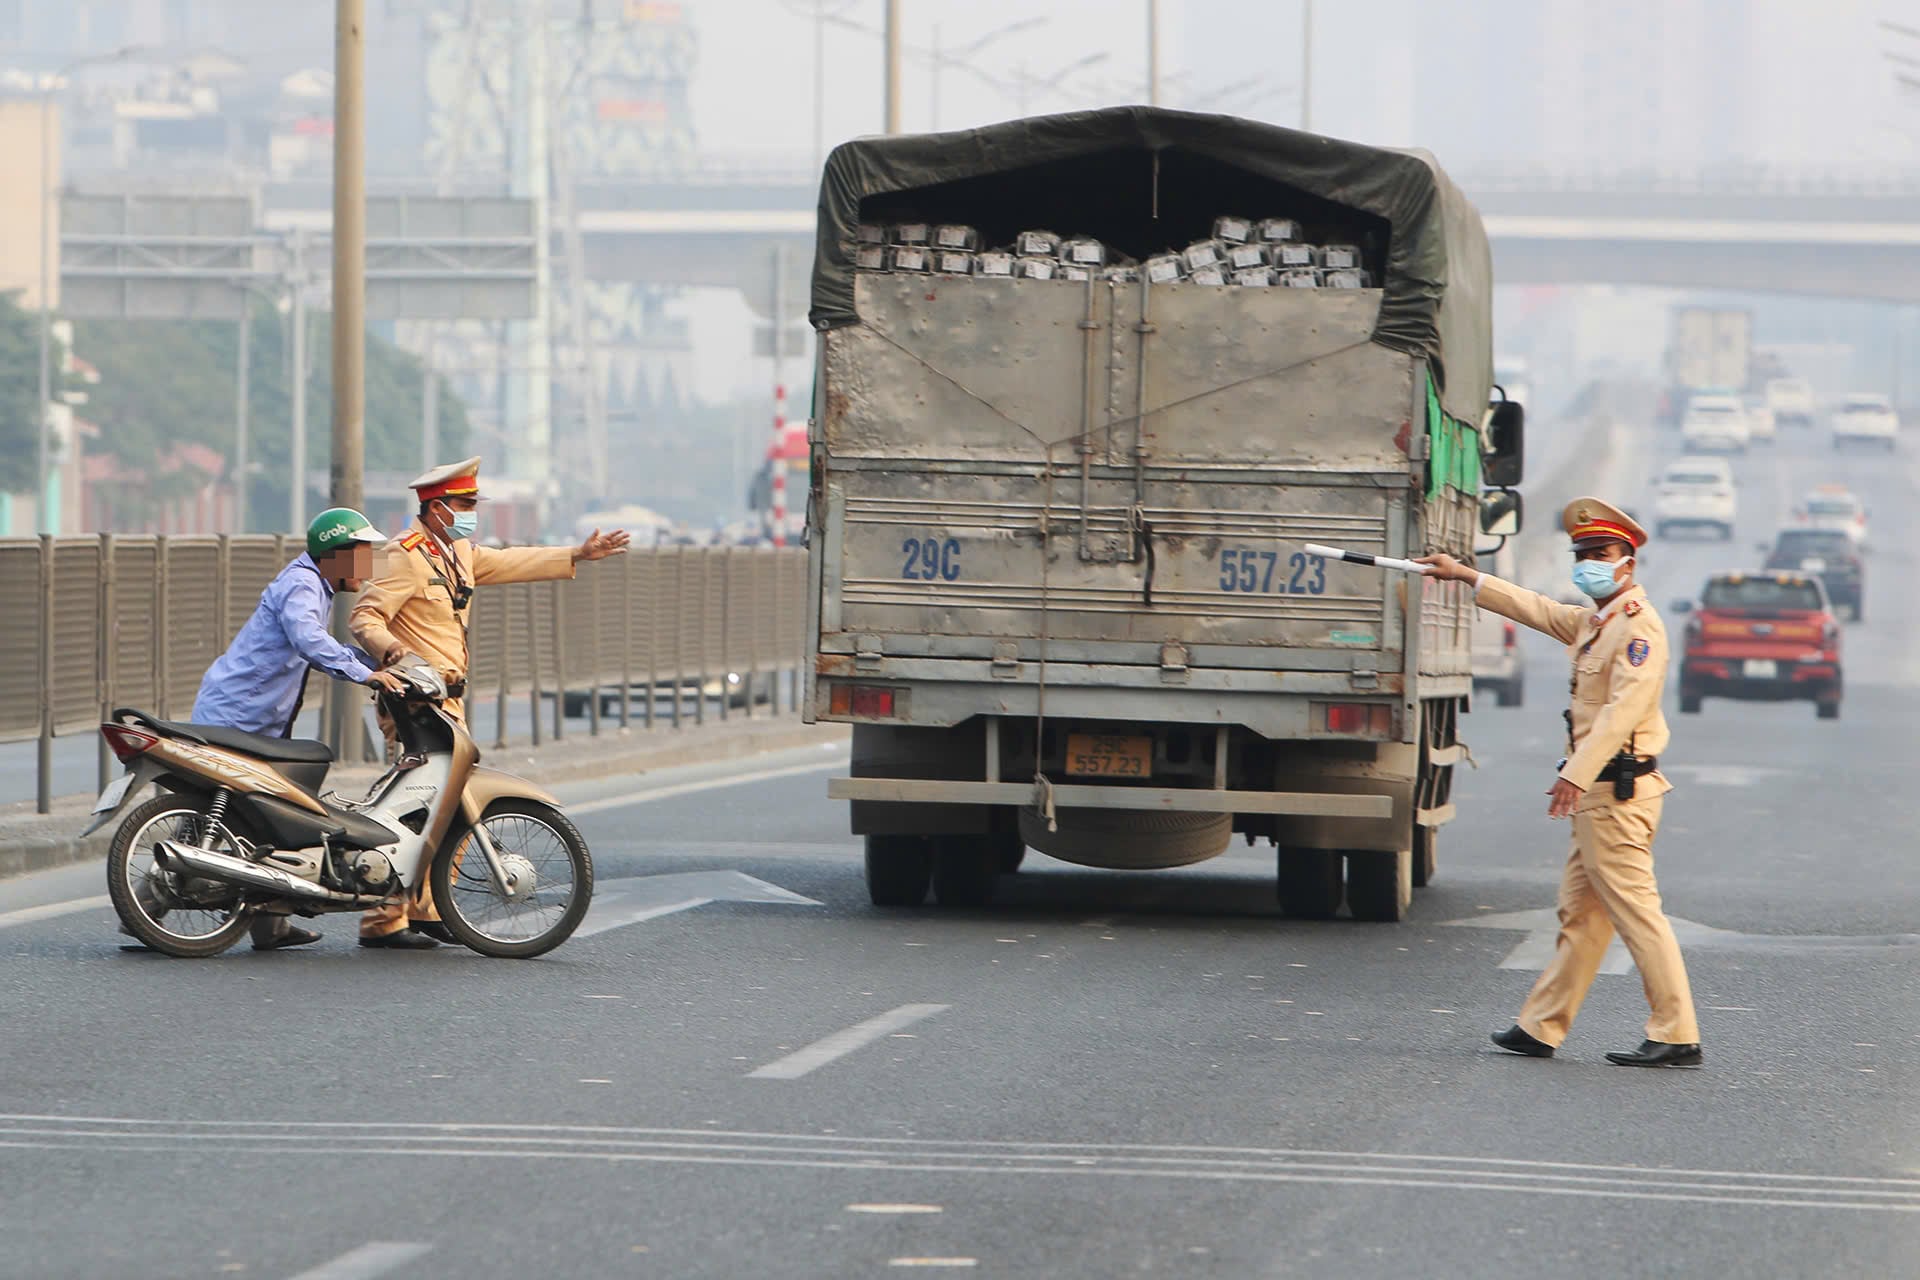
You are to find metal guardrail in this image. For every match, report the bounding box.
[0,536,809,813]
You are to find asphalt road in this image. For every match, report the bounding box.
[0,428,1915,1278]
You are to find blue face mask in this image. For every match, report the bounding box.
[445,509,478,541]
[1572,557,1628,599]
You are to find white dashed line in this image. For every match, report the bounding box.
[748,1004,950,1080]
[284,1242,431,1280]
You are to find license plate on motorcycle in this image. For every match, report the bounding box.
[1065,734,1151,778]
[91,772,133,814]
[1743,659,1779,680]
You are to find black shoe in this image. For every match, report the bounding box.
[1605,1040,1703,1068]
[359,929,440,950]
[409,921,457,944]
[251,920,322,951]
[1491,1024,1555,1058]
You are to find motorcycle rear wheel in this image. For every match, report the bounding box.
[106,793,252,958]
[430,799,594,959]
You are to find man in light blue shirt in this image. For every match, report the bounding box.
[177,508,406,950]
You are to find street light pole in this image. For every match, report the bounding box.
[1147,0,1160,106]
[1300,0,1313,132]
[883,0,901,133]
[329,0,367,758]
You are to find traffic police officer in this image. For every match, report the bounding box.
[1418,498,1703,1068]
[348,456,629,948]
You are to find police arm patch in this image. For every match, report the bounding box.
[1627,637,1650,667]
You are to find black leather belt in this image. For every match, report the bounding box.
[1595,756,1658,783]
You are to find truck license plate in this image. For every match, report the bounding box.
[1743,659,1779,679]
[1065,734,1151,778]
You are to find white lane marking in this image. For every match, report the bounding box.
[848,1204,943,1214]
[1494,926,1633,976]
[748,1004,949,1080]
[888,1259,977,1269]
[284,1242,431,1280]
[573,871,821,939]
[0,895,111,931]
[1444,907,1920,963]
[569,753,849,816]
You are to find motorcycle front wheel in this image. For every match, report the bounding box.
[106,793,252,958]
[430,799,594,959]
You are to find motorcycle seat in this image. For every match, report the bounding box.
[113,709,335,765]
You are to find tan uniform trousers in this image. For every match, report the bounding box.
[358,695,466,939]
[1517,793,1700,1047]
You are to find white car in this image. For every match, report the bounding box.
[1798,485,1869,550]
[1743,397,1776,443]
[1681,394,1750,453]
[1766,377,1816,428]
[1832,392,1898,451]
[1653,457,1736,540]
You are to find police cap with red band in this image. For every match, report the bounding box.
[1561,496,1647,550]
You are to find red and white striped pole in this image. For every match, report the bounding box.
[770,382,788,547]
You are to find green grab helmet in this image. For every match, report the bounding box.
[306,507,386,561]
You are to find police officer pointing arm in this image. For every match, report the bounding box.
[1417,497,1703,1069]
[347,457,629,949]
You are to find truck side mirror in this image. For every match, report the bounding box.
[1483,400,1524,487]
[1479,488,1522,537]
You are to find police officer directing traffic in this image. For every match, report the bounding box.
[1418,497,1703,1068]
[348,456,629,949]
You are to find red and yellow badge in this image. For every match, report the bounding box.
[1623,598,1643,617]
[1627,638,1651,667]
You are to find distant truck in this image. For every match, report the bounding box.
[1666,307,1752,421]
[803,108,1523,923]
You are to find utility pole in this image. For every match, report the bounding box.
[1147,0,1160,106]
[329,0,367,758]
[883,0,901,133]
[290,232,309,533]
[233,304,250,533]
[1300,0,1313,132]
[813,0,827,169]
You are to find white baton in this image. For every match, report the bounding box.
[1303,543,1433,575]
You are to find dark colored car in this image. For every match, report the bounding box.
[1675,572,1842,719]
[1764,528,1864,621]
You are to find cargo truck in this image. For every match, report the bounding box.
[803,108,1523,922]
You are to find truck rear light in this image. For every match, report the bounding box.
[829,684,896,718]
[102,725,159,762]
[1319,702,1392,735]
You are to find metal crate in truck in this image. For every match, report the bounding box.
[803,107,1523,922]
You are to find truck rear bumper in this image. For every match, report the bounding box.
[827,776,1392,818]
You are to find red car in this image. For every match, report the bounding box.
[1674,571,1842,719]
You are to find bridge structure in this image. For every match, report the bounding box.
[246,165,1920,329]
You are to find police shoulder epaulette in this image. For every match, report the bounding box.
[399,531,425,550]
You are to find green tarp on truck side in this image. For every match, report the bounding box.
[809,105,1495,427]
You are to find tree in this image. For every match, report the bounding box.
[72,303,469,531]
[0,291,61,495]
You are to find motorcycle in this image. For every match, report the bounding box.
[85,660,593,959]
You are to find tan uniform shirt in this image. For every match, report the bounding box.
[1474,576,1672,807]
[349,518,577,683]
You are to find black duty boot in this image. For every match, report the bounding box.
[359,929,440,950]
[1605,1040,1703,1068]
[1491,1024,1555,1058]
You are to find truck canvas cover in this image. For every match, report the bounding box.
[810,105,1494,423]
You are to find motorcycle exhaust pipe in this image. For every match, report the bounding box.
[154,841,376,906]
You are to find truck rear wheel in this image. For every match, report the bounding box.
[1346,849,1412,923]
[1275,847,1342,920]
[1410,825,1437,888]
[865,835,933,907]
[931,836,998,908]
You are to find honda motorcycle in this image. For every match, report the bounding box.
[85,660,593,959]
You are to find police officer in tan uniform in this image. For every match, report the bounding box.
[349,456,629,948]
[1419,498,1703,1068]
